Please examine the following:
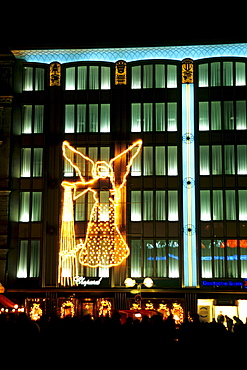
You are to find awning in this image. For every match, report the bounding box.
[0,294,17,309]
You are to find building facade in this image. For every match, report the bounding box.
[1,43,247,322]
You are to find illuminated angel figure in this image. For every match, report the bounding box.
[60,139,142,270]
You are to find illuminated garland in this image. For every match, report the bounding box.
[30,303,42,321]
[98,299,112,317]
[171,303,184,324]
[59,140,142,285]
[60,300,75,318]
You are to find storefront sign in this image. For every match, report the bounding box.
[74,276,103,287]
[202,280,247,289]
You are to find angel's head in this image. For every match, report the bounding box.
[92,161,113,179]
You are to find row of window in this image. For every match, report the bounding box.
[73,190,178,222]
[200,189,247,221]
[16,237,247,280]
[19,143,247,179]
[23,60,247,91]
[18,188,247,223]
[63,145,178,178]
[199,144,247,175]
[20,100,247,135]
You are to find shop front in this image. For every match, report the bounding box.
[197,278,247,326]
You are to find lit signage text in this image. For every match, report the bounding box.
[202,280,247,288]
[73,276,103,287]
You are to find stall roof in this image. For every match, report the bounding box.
[0,294,18,309]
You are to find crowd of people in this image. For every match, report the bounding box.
[0,310,246,363]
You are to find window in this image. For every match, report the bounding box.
[168,191,178,221]
[237,145,247,174]
[155,147,166,175]
[131,63,177,89]
[168,146,178,175]
[65,104,110,133]
[200,189,247,221]
[130,190,176,221]
[199,100,247,131]
[212,145,222,174]
[199,146,210,175]
[201,239,247,279]
[131,145,178,177]
[224,145,235,175]
[223,61,233,86]
[131,191,141,221]
[200,144,247,175]
[65,65,111,90]
[238,190,247,220]
[156,191,166,220]
[22,105,44,134]
[143,147,153,175]
[23,66,45,91]
[200,190,211,221]
[21,148,43,177]
[198,60,247,87]
[131,102,177,132]
[143,191,153,221]
[225,190,236,220]
[130,239,179,278]
[236,62,246,86]
[17,240,40,278]
[19,192,42,222]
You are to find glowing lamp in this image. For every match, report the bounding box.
[124,278,136,288]
[143,277,154,288]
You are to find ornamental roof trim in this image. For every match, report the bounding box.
[11,43,247,64]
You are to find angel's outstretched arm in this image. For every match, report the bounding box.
[109,139,142,190]
[62,141,95,183]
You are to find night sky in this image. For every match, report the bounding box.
[2,6,247,51]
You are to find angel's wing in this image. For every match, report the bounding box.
[62,141,95,183]
[109,139,142,188]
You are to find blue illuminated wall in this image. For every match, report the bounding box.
[11,43,247,64]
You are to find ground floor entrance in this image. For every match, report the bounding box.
[198,299,247,327]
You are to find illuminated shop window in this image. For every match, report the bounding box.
[199,100,247,130]
[130,239,179,278]
[201,239,247,279]
[23,66,45,91]
[21,148,43,177]
[19,192,42,222]
[65,65,111,90]
[131,102,177,132]
[65,104,110,133]
[22,105,44,134]
[17,240,40,278]
[198,60,246,87]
